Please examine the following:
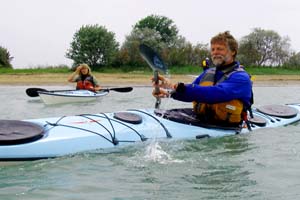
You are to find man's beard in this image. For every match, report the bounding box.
[212,54,231,66]
[212,54,230,67]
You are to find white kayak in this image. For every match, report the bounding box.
[0,104,299,161]
[38,90,109,105]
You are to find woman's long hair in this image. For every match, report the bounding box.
[78,63,92,76]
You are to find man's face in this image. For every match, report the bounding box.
[210,42,234,66]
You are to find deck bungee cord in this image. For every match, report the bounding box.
[44,112,152,146]
[129,109,172,138]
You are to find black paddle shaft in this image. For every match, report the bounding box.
[153,70,161,109]
[106,87,133,92]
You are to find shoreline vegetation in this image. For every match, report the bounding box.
[0,73,300,86]
[1,65,300,86]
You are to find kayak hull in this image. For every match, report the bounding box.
[1,104,300,160]
[38,90,109,105]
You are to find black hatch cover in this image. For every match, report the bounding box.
[0,120,44,145]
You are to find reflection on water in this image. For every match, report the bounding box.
[1,85,300,199]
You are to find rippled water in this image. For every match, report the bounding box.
[1,85,300,199]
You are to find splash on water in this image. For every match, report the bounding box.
[143,139,184,164]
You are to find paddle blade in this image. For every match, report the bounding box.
[139,44,167,73]
[26,88,47,97]
[108,87,133,92]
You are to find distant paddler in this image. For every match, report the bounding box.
[68,63,101,92]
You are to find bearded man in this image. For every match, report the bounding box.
[153,31,252,127]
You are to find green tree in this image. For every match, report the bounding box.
[164,37,209,67]
[283,51,300,69]
[134,15,179,46]
[119,28,166,67]
[120,27,209,68]
[66,24,119,69]
[238,28,291,66]
[0,46,13,68]
[121,14,208,68]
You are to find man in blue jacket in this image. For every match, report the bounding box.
[153,31,252,127]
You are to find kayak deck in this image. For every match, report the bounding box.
[0,104,299,161]
[38,90,109,105]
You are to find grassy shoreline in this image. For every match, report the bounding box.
[1,73,300,86]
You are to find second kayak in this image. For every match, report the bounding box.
[38,90,109,105]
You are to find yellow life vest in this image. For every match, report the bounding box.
[193,67,244,124]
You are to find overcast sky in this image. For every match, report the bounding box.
[1,0,299,68]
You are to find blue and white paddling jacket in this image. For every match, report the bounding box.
[171,61,252,124]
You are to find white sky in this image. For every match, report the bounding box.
[1,0,299,68]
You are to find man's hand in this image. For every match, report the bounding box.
[151,74,176,98]
[151,74,174,89]
[152,87,170,98]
